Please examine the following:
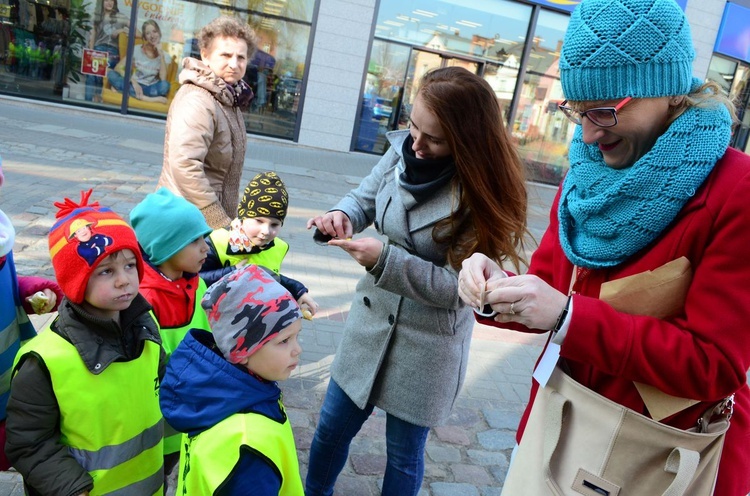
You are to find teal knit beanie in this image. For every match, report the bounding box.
[130,188,212,266]
[560,0,695,101]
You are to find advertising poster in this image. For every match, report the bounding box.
[123,0,186,45]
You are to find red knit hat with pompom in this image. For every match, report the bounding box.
[48,189,143,304]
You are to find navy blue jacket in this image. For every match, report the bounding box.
[160,329,285,495]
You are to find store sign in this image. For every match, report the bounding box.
[81,49,109,77]
[715,2,750,63]
[526,0,685,13]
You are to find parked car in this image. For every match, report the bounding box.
[372,97,392,121]
[278,77,301,111]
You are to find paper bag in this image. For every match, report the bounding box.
[599,256,698,419]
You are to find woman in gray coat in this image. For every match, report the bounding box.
[305,66,529,495]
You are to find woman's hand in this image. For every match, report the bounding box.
[131,80,144,99]
[306,211,352,240]
[328,237,383,269]
[483,274,569,331]
[458,253,506,308]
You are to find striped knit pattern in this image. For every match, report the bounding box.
[558,102,732,268]
[560,0,694,101]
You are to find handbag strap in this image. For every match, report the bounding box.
[663,448,699,496]
[541,386,703,496]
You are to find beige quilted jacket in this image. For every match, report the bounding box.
[158,57,246,229]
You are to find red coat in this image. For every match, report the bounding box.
[139,263,202,328]
[483,148,750,495]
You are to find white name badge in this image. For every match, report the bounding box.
[532,341,560,388]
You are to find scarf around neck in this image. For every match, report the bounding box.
[399,134,455,202]
[558,102,732,269]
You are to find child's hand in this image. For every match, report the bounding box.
[297,293,319,320]
[26,289,57,314]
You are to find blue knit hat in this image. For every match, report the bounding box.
[560,0,695,101]
[130,188,212,266]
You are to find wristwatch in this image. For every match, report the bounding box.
[552,295,572,333]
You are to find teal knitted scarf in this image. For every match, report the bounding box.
[558,102,732,269]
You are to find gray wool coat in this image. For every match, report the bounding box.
[329,130,474,427]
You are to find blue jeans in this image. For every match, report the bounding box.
[106,70,170,99]
[85,44,119,101]
[305,379,430,496]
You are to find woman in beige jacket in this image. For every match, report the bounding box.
[158,16,257,229]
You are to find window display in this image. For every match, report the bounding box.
[0,0,314,141]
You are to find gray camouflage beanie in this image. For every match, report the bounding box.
[202,264,302,364]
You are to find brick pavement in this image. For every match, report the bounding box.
[0,96,554,496]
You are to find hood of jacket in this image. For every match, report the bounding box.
[178,57,235,107]
[160,329,283,436]
[140,257,199,298]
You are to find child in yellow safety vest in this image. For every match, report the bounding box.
[129,187,213,492]
[160,264,305,495]
[200,171,318,318]
[6,189,165,496]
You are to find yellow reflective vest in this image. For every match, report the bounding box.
[13,330,164,495]
[158,277,210,357]
[208,228,289,276]
[177,402,303,495]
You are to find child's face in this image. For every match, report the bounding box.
[240,217,282,247]
[81,249,140,320]
[159,237,208,279]
[241,319,302,381]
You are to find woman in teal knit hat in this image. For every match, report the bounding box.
[459,0,750,494]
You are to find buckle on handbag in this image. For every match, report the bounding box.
[719,394,735,420]
[697,394,734,432]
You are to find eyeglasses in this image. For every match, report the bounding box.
[558,97,632,128]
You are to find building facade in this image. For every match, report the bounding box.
[1,0,749,184]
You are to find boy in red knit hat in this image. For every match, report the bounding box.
[5,189,165,496]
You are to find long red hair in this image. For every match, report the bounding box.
[418,67,528,271]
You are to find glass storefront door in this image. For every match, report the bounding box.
[354,46,479,154]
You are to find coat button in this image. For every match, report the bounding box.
[388,314,395,325]
[363,296,371,307]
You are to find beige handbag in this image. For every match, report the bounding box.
[500,366,733,496]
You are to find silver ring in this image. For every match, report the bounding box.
[509,301,516,315]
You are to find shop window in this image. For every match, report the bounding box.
[511,9,569,186]
[0,0,73,99]
[357,0,532,154]
[0,0,314,142]
[706,55,737,96]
